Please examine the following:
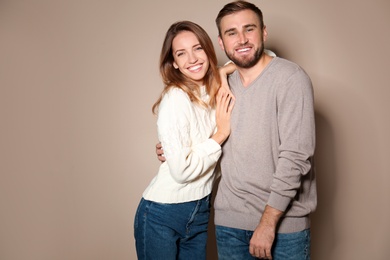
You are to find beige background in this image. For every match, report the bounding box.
[1,0,389,259]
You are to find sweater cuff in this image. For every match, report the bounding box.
[267,191,291,212]
[204,138,222,159]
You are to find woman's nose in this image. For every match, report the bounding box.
[188,52,198,64]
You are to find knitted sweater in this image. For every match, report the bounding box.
[143,86,221,203]
[214,57,317,233]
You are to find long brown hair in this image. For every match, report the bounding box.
[152,21,221,114]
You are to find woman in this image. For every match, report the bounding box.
[134,21,235,259]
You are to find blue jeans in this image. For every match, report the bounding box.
[216,225,311,260]
[134,195,211,260]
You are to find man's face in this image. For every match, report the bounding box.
[218,9,267,69]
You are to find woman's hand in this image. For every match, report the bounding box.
[212,87,235,145]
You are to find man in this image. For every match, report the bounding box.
[157,1,316,259]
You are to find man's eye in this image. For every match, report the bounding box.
[228,32,236,36]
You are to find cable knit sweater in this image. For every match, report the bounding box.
[143,86,221,203]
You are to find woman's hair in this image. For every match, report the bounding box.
[215,0,264,36]
[152,21,221,114]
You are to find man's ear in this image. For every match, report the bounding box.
[173,61,178,69]
[218,36,225,51]
[263,25,268,42]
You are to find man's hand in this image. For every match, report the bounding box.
[156,142,166,162]
[249,205,283,259]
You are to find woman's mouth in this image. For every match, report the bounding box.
[188,64,202,72]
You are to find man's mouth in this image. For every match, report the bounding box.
[236,46,252,53]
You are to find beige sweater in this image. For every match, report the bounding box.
[214,57,317,233]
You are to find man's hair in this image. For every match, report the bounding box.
[152,21,220,114]
[215,0,264,36]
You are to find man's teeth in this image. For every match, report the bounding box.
[237,48,251,52]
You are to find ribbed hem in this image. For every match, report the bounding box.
[214,209,310,233]
[143,181,213,204]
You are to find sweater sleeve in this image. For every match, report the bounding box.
[157,88,221,184]
[267,68,316,212]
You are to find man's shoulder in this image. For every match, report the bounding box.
[272,57,310,79]
[272,57,300,70]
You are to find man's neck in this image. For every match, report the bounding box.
[237,53,273,87]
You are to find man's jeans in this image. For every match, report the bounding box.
[216,225,311,260]
[134,195,210,260]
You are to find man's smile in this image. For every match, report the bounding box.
[236,46,252,54]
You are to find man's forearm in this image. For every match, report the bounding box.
[260,204,284,230]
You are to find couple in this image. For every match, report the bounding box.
[134,1,316,259]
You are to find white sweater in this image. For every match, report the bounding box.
[143,86,221,203]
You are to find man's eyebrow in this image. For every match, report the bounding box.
[244,24,257,29]
[223,24,258,35]
[223,28,236,35]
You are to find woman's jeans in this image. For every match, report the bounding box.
[216,225,311,260]
[134,195,211,260]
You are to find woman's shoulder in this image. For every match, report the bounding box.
[157,86,194,125]
[164,86,189,98]
[160,86,191,109]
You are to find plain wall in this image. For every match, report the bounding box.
[1,0,389,259]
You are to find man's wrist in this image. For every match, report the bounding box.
[259,205,283,229]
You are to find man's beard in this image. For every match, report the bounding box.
[225,44,264,69]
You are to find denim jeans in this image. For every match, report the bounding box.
[216,225,311,260]
[134,195,211,260]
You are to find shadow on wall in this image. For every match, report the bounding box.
[206,178,219,259]
[205,111,338,259]
[311,111,337,259]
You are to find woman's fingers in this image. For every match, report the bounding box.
[217,88,234,113]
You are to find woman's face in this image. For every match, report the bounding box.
[172,31,210,86]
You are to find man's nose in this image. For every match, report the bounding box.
[238,32,248,44]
